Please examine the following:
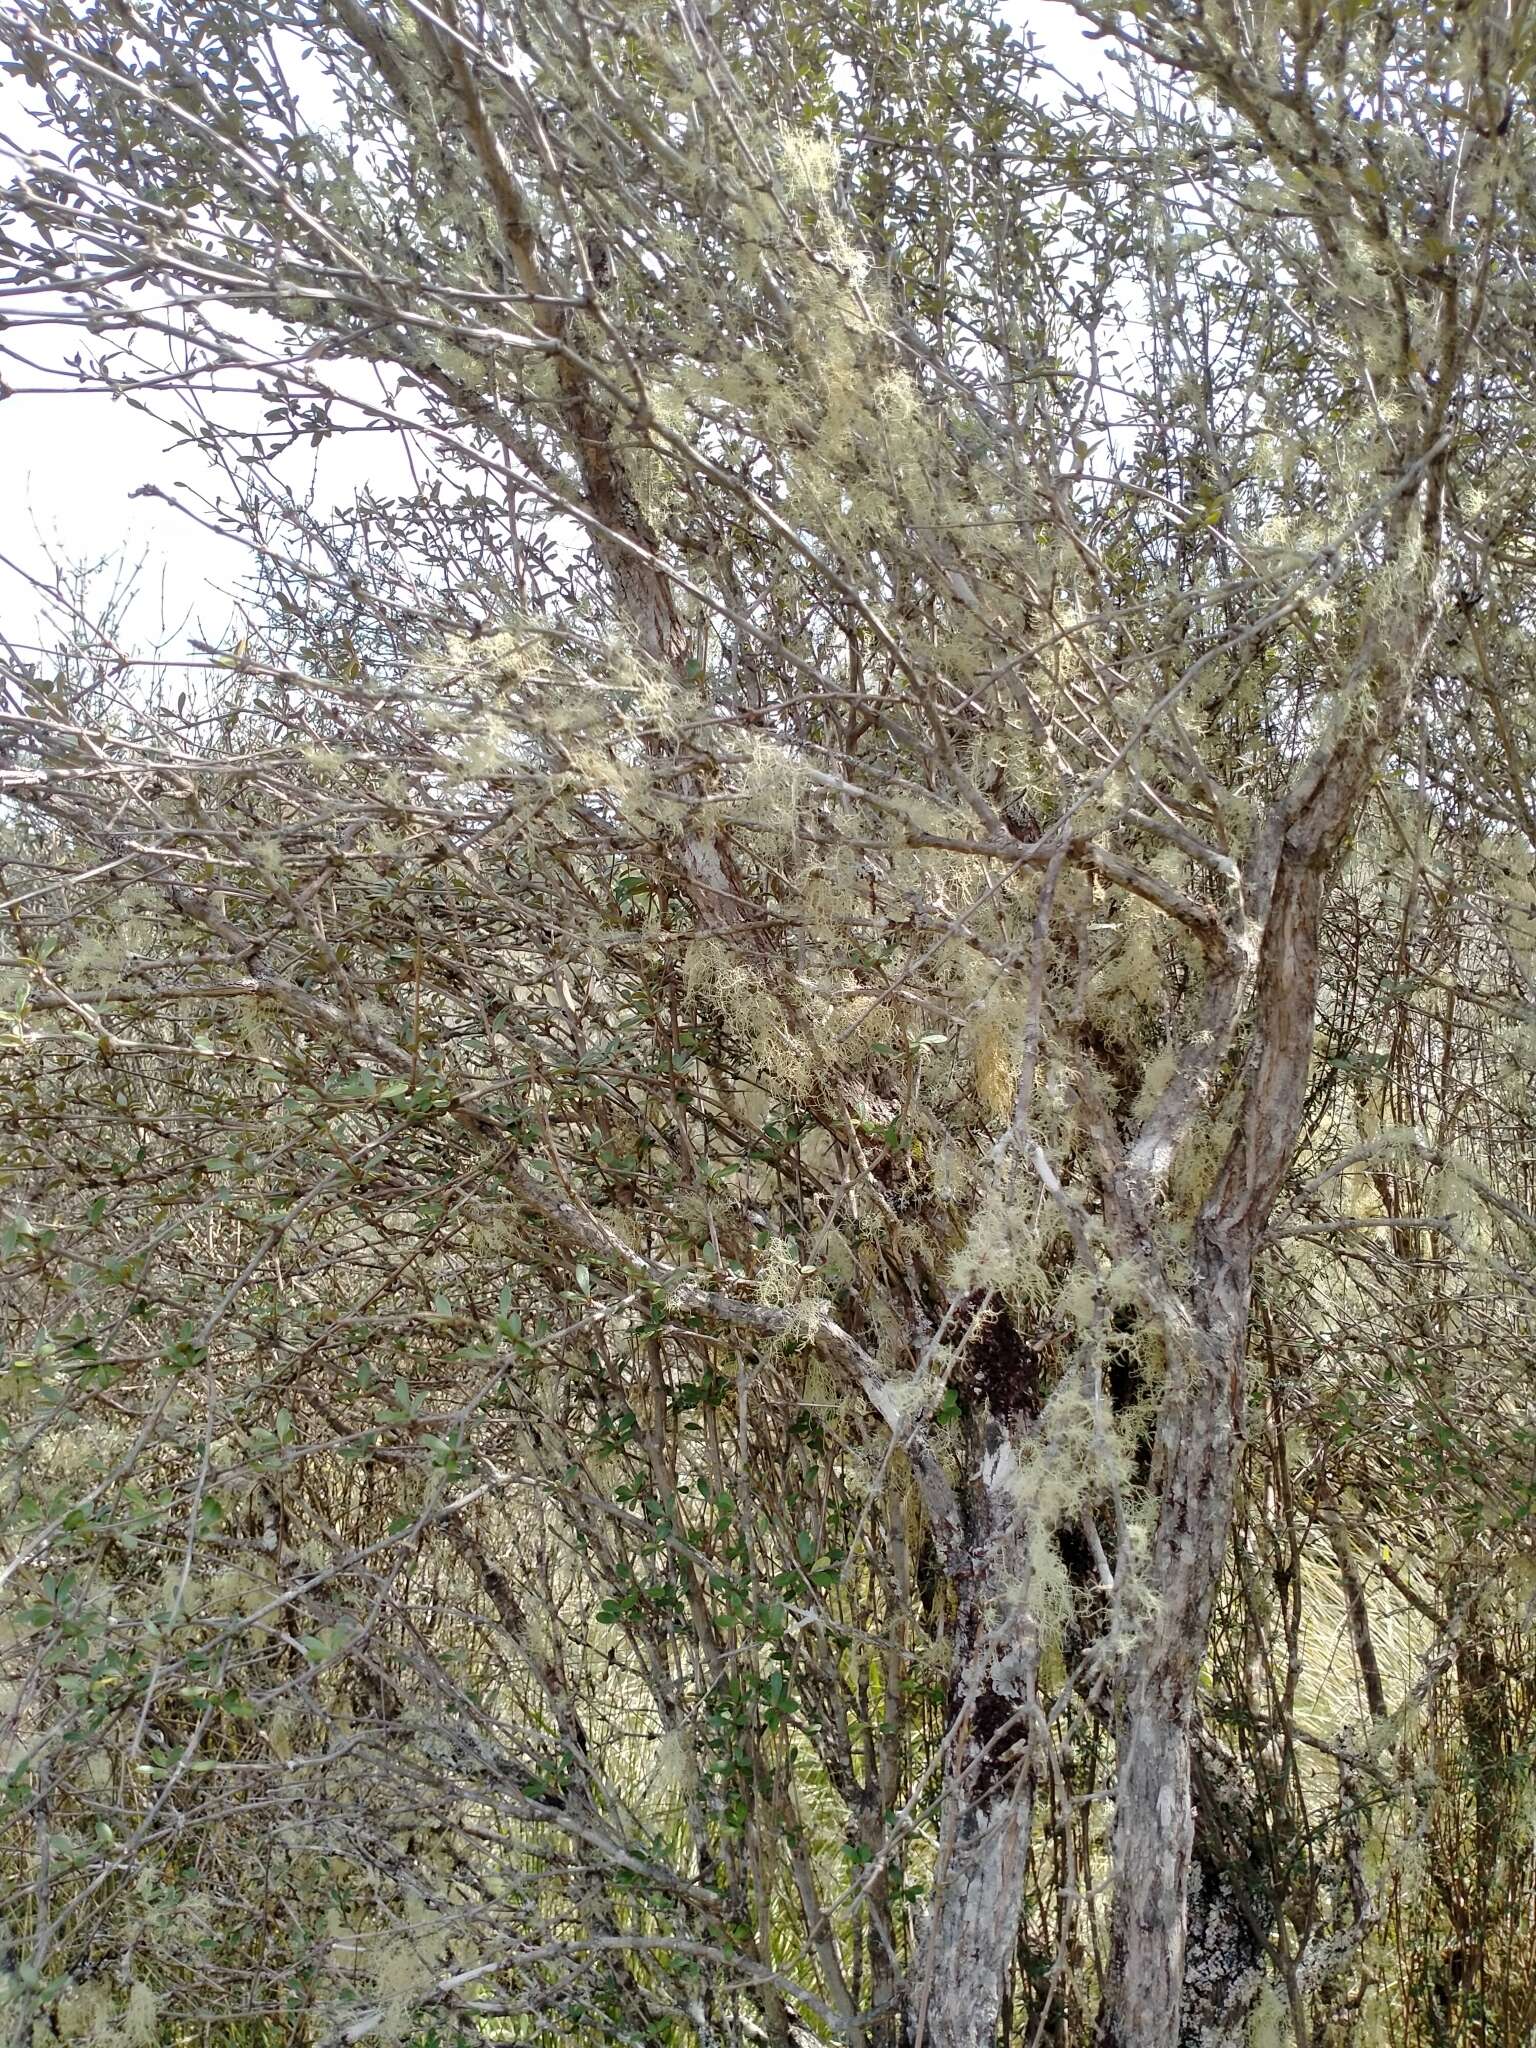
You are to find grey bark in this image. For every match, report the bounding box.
[913,1417,1042,2048]
[1097,553,1447,2044]
[1095,1266,1252,2048]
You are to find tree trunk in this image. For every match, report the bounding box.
[914,1417,1041,2048]
[1097,1262,1253,2048]
[921,1765,1038,2048]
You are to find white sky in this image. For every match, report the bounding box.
[0,2,1109,668]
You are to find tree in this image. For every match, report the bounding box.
[2,0,1535,2043]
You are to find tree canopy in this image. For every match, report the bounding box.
[2,0,1536,2043]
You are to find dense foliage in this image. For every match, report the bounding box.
[2,0,1535,2042]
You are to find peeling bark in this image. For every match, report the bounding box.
[921,1630,1040,2048]
[1094,522,1449,2039]
[921,1762,1039,2048]
[1095,1356,1246,2043]
[914,1392,1042,2048]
